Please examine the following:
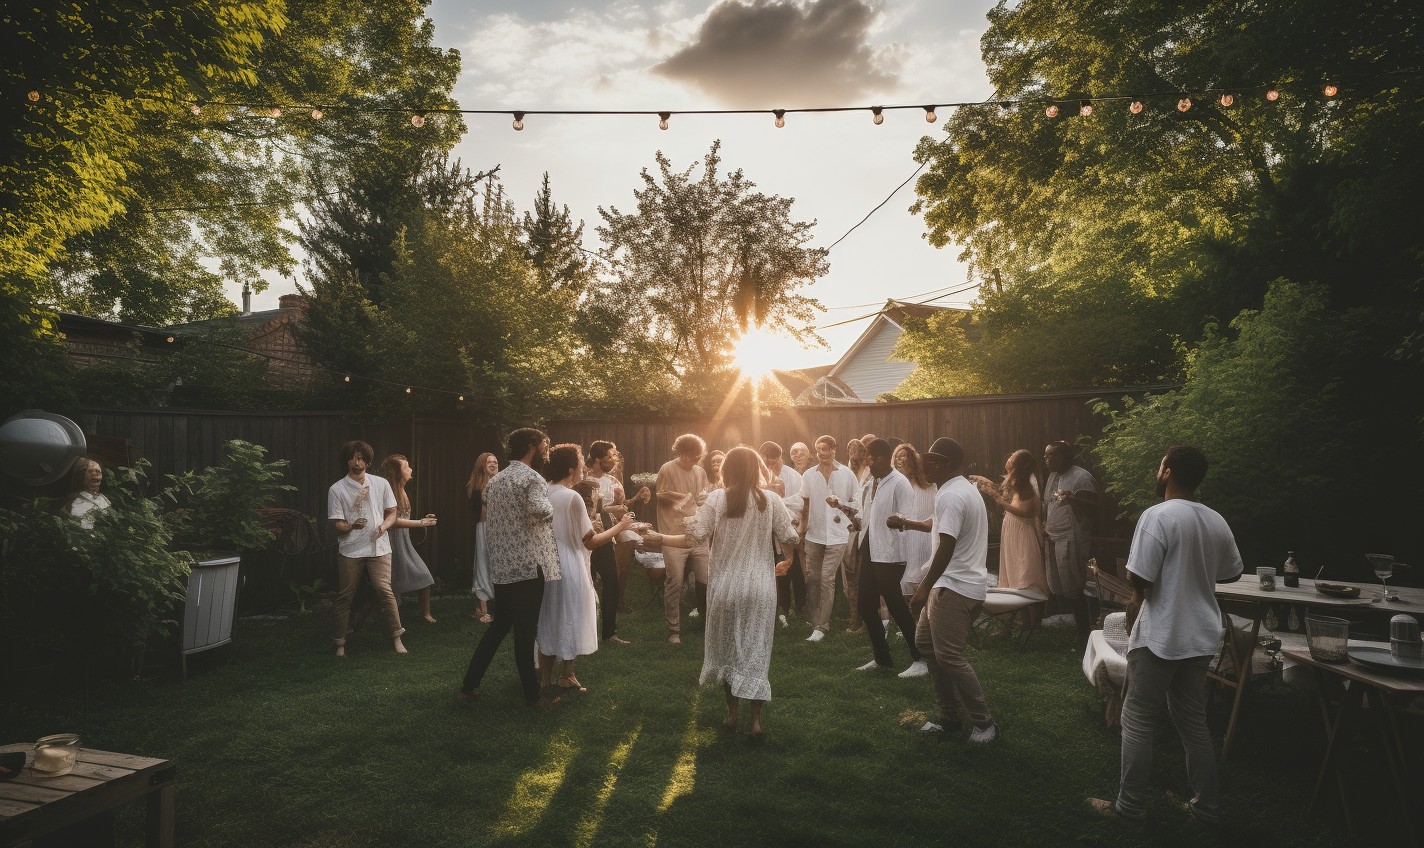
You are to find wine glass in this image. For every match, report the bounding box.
[1366,553,1395,600]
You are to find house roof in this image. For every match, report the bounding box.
[166,306,302,336]
[828,299,969,380]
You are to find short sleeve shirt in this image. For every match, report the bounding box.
[328,474,397,558]
[656,460,709,537]
[930,476,989,601]
[1045,465,1098,539]
[1127,499,1244,659]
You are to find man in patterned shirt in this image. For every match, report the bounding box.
[459,428,560,706]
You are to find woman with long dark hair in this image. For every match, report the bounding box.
[641,446,799,737]
[972,449,1047,598]
[467,452,498,623]
[378,455,438,623]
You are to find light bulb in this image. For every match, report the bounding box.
[343,375,350,382]
[1177,98,1192,112]
[166,336,175,343]
[1266,89,1279,101]
[1045,104,1058,118]
[773,109,785,128]
[512,112,525,131]
[405,387,412,394]
[658,112,670,130]
[1130,100,1143,114]
[27,90,40,102]
[1080,100,1093,117]
[311,109,323,119]
[1220,93,1234,107]
[924,106,937,123]
[458,395,464,401]
[871,107,884,125]
[1324,84,1338,97]
[269,107,282,117]
[411,113,425,127]
[190,104,202,115]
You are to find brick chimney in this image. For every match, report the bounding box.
[278,294,309,314]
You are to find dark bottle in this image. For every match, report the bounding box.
[1283,551,1300,588]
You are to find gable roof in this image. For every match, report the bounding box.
[828,299,969,381]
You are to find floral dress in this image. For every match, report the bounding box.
[688,488,800,701]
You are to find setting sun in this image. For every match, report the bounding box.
[731,327,792,380]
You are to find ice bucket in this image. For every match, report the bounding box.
[1305,615,1350,663]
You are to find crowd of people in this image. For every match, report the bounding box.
[321,427,1242,822]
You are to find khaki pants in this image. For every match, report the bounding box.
[915,587,992,728]
[662,544,709,634]
[803,541,847,632]
[333,554,404,643]
[842,531,863,629]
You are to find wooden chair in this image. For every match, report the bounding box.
[1088,560,1134,615]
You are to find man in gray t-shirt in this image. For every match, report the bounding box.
[1042,440,1099,648]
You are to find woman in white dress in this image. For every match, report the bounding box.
[893,444,937,601]
[467,452,498,623]
[538,445,632,692]
[643,447,799,737]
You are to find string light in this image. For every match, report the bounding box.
[269,107,282,118]
[871,106,884,125]
[512,111,525,131]
[1079,100,1093,117]
[1129,100,1143,114]
[190,103,202,115]
[166,336,175,343]
[311,109,323,119]
[773,109,785,128]
[1177,97,1192,112]
[1220,93,1234,107]
[27,90,40,102]
[924,106,937,123]
[658,111,670,130]
[405,387,412,394]
[1045,104,1058,118]
[1324,84,1338,97]
[458,395,464,401]
[411,113,425,127]
[1267,89,1280,101]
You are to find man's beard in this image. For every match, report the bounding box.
[1154,472,1168,499]
[529,450,548,473]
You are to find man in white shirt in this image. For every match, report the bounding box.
[760,441,806,625]
[850,439,925,677]
[1090,446,1242,825]
[798,435,861,641]
[327,440,402,657]
[1043,440,1101,649]
[656,434,711,644]
[890,437,996,742]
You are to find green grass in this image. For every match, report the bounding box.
[1,572,1387,848]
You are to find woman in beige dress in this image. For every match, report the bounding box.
[971,449,1047,620]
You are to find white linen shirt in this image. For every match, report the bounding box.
[327,473,397,558]
[776,464,803,512]
[1127,498,1244,660]
[798,462,861,546]
[930,476,989,601]
[853,468,912,564]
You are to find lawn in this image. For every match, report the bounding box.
[0,572,1390,848]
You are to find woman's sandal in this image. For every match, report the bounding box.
[557,675,587,692]
[478,613,492,624]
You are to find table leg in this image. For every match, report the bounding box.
[1218,613,1261,759]
[1310,668,1363,829]
[147,783,174,848]
[1371,689,1419,847]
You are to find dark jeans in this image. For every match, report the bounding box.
[857,541,921,667]
[592,542,619,640]
[461,576,545,703]
[1115,648,1220,823]
[776,548,807,615]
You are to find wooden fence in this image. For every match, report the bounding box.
[77,409,501,612]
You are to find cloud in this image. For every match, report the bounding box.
[651,0,902,107]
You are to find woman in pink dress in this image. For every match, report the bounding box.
[971,450,1047,616]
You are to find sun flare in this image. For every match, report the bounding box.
[731,327,787,380]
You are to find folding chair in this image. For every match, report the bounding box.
[977,588,1049,650]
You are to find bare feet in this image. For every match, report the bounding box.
[722,714,739,728]
[335,644,346,658]
[478,613,492,624]
[749,721,763,738]
[393,636,408,654]
[669,634,681,645]
[607,635,631,644]
[423,613,437,623]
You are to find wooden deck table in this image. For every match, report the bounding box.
[0,743,174,848]
[1282,649,1424,847]
[1211,577,1424,757]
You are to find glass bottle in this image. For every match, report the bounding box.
[1284,551,1300,588]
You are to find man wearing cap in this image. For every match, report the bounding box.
[889,437,997,742]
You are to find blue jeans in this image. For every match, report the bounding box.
[1115,648,1221,823]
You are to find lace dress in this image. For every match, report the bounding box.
[537,484,599,661]
[388,509,435,595]
[688,488,800,701]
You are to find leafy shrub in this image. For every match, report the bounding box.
[164,440,293,556]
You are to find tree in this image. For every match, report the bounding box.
[523,172,594,295]
[596,141,828,394]
[903,0,1424,395]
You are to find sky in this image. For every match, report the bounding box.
[238,0,999,370]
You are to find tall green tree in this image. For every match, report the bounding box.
[595,141,827,408]
[900,0,1424,396]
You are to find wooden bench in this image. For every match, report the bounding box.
[0,744,174,848]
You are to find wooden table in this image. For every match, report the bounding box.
[0,744,174,848]
[1282,649,1424,847]
[1211,577,1424,756]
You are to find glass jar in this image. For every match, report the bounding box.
[1257,566,1277,591]
[33,733,82,777]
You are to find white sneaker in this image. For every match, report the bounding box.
[882,619,890,631]
[806,629,825,642]
[919,721,943,733]
[968,722,999,743]
[779,614,788,628]
[856,660,881,671]
[689,609,700,618]
[897,660,929,678]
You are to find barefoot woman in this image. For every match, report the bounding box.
[641,447,799,736]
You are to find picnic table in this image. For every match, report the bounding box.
[1282,649,1424,847]
[0,743,174,848]
[1211,577,1424,757]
